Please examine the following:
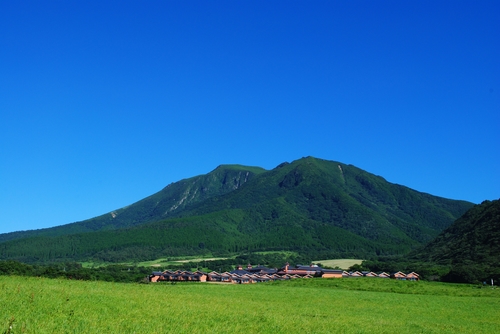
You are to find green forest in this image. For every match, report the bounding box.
[360,199,500,283]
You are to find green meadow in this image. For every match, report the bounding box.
[82,256,233,269]
[1,276,499,333]
[313,259,363,269]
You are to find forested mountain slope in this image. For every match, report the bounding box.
[366,199,500,283]
[175,157,471,244]
[413,199,500,265]
[0,157,474,263]
[0,165,265,243]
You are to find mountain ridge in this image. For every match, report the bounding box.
[363,199,500,283]
[0,157,474,263]
[412,199,500,265]
[0,164,266,243]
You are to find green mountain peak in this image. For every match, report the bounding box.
[0,157,475,264]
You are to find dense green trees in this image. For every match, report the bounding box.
[0,260,151,283]
[361,200,500,283]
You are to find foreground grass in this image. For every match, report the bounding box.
[1,276,499,333]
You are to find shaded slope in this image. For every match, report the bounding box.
[413,199,500,265]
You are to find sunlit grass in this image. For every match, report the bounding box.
[82,254,236,268]
[1,276,499,333]
[313,258,363,269]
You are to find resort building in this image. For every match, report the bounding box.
[148,264,420,284]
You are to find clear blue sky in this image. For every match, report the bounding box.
[1,1,499,234]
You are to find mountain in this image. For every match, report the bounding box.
[0,157,474,263]
[0,164,266,243]
[410,199,500,282]
[414,199,500,264]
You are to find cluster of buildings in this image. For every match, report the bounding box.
[148,263,420,283]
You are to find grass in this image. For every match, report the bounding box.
[314,258,363,269]
[83,252,348,269]
[2,276,500,333]
[252,250,299,256]
[82,254,235,268]
[82,251,298,268]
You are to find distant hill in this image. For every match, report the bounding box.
[414,199,500,264]
[411,199,500,282]
[0,157,474,263]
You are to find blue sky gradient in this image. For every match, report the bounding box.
[1,1,499,234]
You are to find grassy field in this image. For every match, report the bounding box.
[81,255,233,268]
[83,254,356,269]
[313,259,363,269]
[1,276,499,333]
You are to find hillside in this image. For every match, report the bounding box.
[0,164,266,243]
[0,157,474,263]
[412,199,500,282]
[414,199,500,264]
[363,199,500,282]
